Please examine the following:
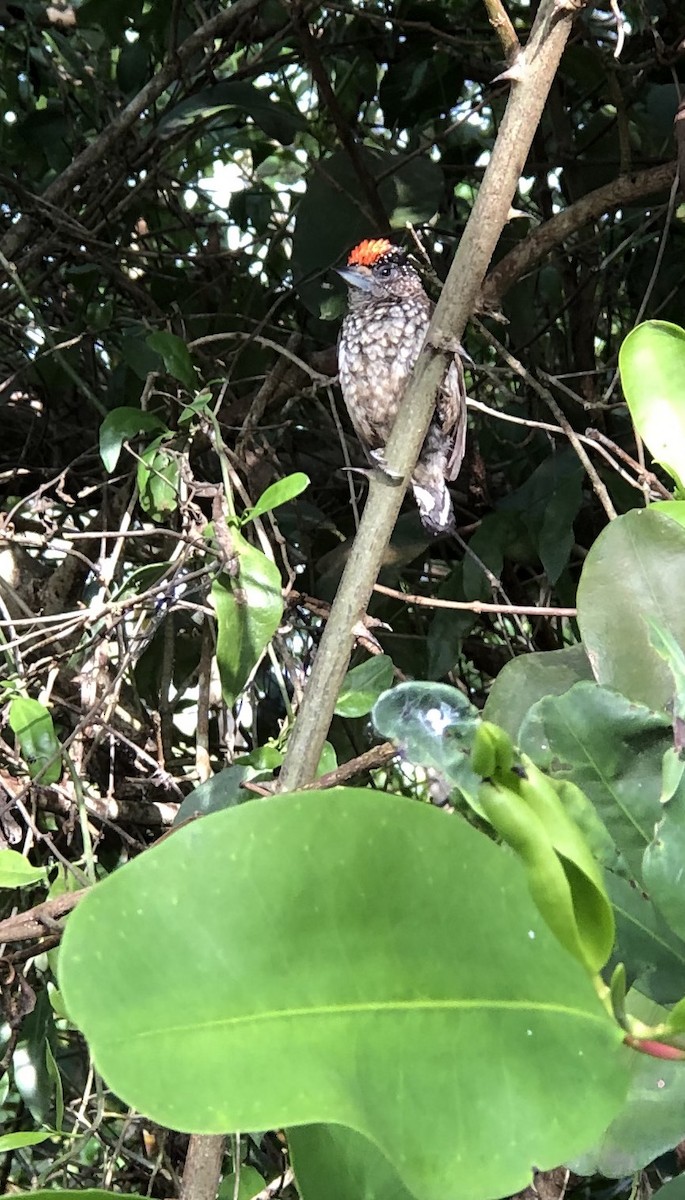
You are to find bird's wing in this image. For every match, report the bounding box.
[439,353,467,482]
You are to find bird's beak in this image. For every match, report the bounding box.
[336,265,374,292]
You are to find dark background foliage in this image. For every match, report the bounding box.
[0,0,682,1192]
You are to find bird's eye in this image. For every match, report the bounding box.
[377,265,392,278]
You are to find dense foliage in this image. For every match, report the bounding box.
[1,0,685,1198]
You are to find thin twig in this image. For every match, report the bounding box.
[373,583,576,617]
[474,320,618,520]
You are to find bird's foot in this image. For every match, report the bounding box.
[370,447,403,482]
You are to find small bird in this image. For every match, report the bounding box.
[337,237,466,535]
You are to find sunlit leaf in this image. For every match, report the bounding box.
[619,321,685,491]
[59,790,628,1200]
[0,849,47,889]
[99,408,167,472]
[335,655,395,718]
[9,697,62,785]
[577,509,685,711]
[211,529,283,707]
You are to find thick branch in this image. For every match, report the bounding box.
[278,0,585,793]
[480,160,677,306]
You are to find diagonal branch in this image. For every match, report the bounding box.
[479,160,677,306]
[278,0,589,793]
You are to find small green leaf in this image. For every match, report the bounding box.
[335,655,395,718]
[619,320,685,491]
[0,849,47,889]
[137,437,180,522]
[243,473,310,523]
[99,408,167,472]
[146,330,198,391]
[0,1131,54,1153]
[9,697,62,784]
[211,529,283,707]
[218,1166,265,1200]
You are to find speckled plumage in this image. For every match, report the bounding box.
[337,240,466,534]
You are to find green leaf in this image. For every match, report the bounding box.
[483,644,593,743]
[137,437,180,522]
[499,450,583,584]
[99,407,167,473]
[146,331,198,391]
[0,849,47,889]
[211,529,283,707]
[9,697,62,785]
[608,873,685,1005]
[619,321,685,490]
[647,617,685,733]
[478,763,614,974]
[651,1179,685,1200]
[572,992,685,1177]
[577,509,685,711]
[290,1124,416,1200]
[243,473,310,523]
[0,1194,147,1200]
[0,1131,54,1153]
[173,765,271,825]
[218,1167,265,1200]
[643,774,685,941]
[520,681,668,883]
[58,790,628,1200]
[335,655,395,718]
[158,81,308,143]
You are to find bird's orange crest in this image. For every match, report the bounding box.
[347,238,394,267]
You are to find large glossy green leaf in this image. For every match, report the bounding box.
[483,644,593,742]
[619,321,685,491]
[520,681,668,883]
[643,775,685,941]
[607,873,685,1005]
[577,509,685,711]
[59,790,628,1200]
[571,992,685,1177]
[211,529,283,707]
[290,1124,415,1200]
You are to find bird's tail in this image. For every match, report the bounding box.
[411,425,457,535]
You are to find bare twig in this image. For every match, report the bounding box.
[474,319,618,520]
[372,584,576,618]
[482,0,521,61]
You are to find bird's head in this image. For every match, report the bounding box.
[337,238,423,301]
